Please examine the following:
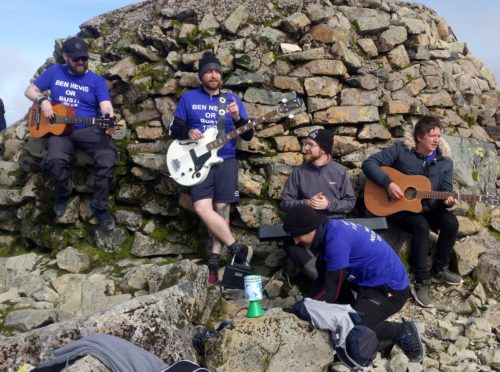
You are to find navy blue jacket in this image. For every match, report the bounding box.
[361,135,453,212]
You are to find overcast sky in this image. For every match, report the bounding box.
[0,0,498,125]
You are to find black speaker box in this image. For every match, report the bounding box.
[221,259,253,290]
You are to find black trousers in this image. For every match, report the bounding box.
[387,207,458,282]
[44,127,116,210]
[352,285,409,342]
[307,276,410,342]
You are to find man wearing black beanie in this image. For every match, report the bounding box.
[280,128,356,281]
[169,51,254,285]
[283,204,424,364]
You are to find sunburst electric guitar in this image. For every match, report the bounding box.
[364,166,500,216]
[166,95,304,186]
[28,102,115,138]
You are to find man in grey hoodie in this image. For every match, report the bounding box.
[280,128,356,281]
[362,116,462,308]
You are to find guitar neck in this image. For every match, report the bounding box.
[54,115,98,126]
[206,108,279,151]
[417,190,481,203]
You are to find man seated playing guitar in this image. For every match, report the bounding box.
[362,115,462,308]
[24,37,116,232]
[169,51,254,285]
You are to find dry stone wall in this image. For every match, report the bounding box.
[0,0,499,255]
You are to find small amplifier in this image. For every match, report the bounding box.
[221,256,253,290]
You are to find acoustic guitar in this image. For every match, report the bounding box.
[28,102,115,138]
[166,94,304,186]
[364,166,500,216]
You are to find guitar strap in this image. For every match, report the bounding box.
[216,92,227,139]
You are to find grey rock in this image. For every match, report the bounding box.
[114,209,144,231]
[377,26,408,52]
[131,232,196,257]
[222,5,249,34]
[265,279,284,299]
[0,261,212,369]
[0,161,23,187]
[142,197,180,217]
[287,47,327,62]
[205,310,332,371]
[225,69,266,87]
[280,12,311,34]
[341,88,381,106]
[94,227,127,253]
[355,15,390,34]
[56,247,91,274]
[4,309,57,332]
[61,355,109,372]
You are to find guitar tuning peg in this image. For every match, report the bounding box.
[288,114,294,119]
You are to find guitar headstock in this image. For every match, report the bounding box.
[278,93,304,114]
[482,194,500,206]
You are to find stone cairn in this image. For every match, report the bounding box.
[0,0,498,371]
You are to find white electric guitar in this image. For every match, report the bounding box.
[166,95,304,186]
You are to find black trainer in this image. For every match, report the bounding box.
[228,242,253,266]
[53,195,70,217]
[207,253,220,285]
[398,320,424,363]
[89,201,115,232]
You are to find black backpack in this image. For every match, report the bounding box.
[293,300,378,370]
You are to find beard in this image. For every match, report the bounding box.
[305,152,322,163]
[68,62,88,76]
[202,79,221,91]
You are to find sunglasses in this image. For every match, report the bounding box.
[71,56,88,62]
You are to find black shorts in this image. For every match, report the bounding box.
[191,158,239,203]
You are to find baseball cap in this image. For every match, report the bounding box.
[62,37,89,59]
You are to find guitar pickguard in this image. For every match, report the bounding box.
[166,128,221,186]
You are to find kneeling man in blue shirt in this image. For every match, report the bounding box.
[283,204,424,363]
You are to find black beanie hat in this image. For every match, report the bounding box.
[283,204,323,237]
[308,129,334,155]
[198,52,222,80]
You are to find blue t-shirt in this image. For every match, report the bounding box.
[321,220,410,290]
[172,87,249,159]
[34,64,111,130]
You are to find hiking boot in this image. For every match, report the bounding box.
[431,268,463,285]
[53,195,70,217]
[89,201,115,232]
[410,281,433,308]
[398,320,425,363]
[228,243,253,266]
[207,253,220,285]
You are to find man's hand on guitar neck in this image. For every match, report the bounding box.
[387,182,404,200]
[444,194,457,207]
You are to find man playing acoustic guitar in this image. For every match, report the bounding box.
[169,52,254,285]
[362,116,462,307]
[24,37,116,232]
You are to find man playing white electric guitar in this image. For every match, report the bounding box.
[169,51,254,285]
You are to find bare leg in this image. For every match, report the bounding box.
[193,198,235,254]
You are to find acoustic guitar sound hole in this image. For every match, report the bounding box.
[404,187,417,200]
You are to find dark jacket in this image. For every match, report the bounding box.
[361,132,453,212]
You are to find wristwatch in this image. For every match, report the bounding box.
[37,96,49,105]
